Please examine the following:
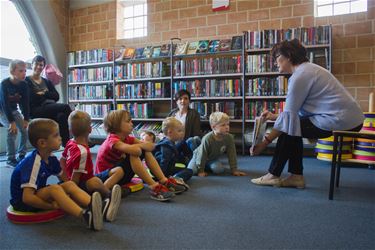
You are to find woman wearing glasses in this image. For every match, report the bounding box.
[250,39,364,189]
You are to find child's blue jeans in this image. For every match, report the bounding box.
[0,110,28,160]
[188,154,226,175]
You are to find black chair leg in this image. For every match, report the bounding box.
[329,134,338,200]
[335,136,343,188]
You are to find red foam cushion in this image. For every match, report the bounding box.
[6,205,64,224]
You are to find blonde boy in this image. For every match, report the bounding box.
[95,110,186,201]
[153,117,193,184]
[188,112,247,177]
[10,118,103,230]
[60,110,122,222]
[0,60,29,167]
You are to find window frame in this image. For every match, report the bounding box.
[118,0,148,40]
[314,0,368,17]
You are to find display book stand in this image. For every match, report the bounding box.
[66,25,332,154]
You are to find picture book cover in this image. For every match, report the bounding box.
[187,41,199,54]
[159,44,171,57]
[135,47,145,59]
[197,40,209,53]
[218,39,231,51]
[142,46,153,58]
[250,116,267,154]
[231,35,242,50]
[123,48,135,59]
[115,47,125,61]
[152,46,161,57]
[174,42,189,55]
[208,40,220,53]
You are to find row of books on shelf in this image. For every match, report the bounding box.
[190,102,242,119]
[75,99,285,122]
[173,79,242,98]
[132,122,162,138]
[308,50,329,69]
[90,121,164,138]
[68,67,113,83]
[246,54,278,73]
[68,49,113,66]
[247,76,288,96]
[90,122,106,137]
[245,101,286,119]
[68,50,326,83]
[116,82,170,99]
[244,25,330,49]
[76,104,111,118]
[69,76,287,101]
[116,103,153,118]
[69,85,113,100]
[174,56,242,76]
[68,25,330,66]
[114,62,170,80]
[67,50,328,83]
[116,36,243,61]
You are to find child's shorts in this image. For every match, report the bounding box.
[11,201,42,212]
[96,154,136,186]
[78,180,89,193]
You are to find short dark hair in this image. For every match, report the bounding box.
[174,89,191,101]
[271,39,308,65]
[32,55,46,66]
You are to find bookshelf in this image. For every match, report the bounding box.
[66,25,332,153]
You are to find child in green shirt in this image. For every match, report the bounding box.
[188,112,247,177]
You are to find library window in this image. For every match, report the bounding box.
[117,0,147,39]
[315,0,367,17]
[0,1,36,78]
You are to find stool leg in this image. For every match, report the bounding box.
[335,136,343,188]
[329,134,338,200]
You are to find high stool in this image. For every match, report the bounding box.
[329,130,375,200]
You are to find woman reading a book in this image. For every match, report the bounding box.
[250,39,364,189]
[26,55,72,147]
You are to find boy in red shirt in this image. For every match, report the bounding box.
[95,110,186,202]
[61,110,122,222]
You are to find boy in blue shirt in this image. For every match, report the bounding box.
[0,60,30,167]
[153,117,194,189]
[10,118,104,231]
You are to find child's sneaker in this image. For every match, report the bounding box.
[172,176,190,190]
[150,184,174,201]
[6,158,18,167]
[83,192,103,231]
[102,184,122,222]
[163,177,187,194]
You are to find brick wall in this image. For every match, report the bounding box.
[67,0,375,111]
[49,0,70,49]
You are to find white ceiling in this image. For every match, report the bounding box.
[69,0,114,10]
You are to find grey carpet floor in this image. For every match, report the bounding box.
[0,149,374,249]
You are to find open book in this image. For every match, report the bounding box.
[251,116,267,151]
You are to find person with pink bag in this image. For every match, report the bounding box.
[25,55,72,147]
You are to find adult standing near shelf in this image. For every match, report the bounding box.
[250,39,364,188]
[25,55,72,147]
[168,89,202,158]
